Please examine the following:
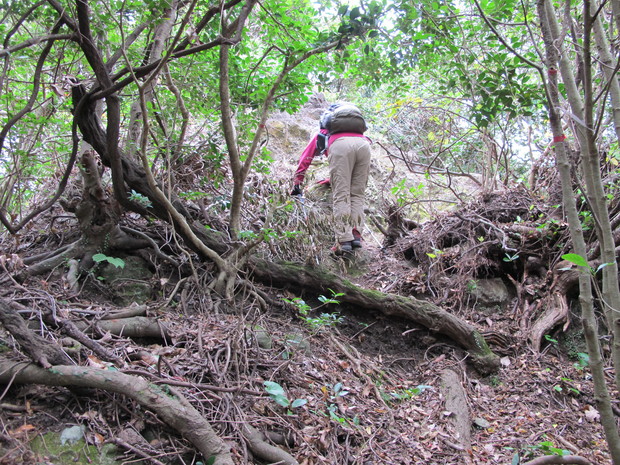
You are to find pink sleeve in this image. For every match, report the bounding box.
[293,134,320,184]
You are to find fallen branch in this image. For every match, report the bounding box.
[440,369,471,465]
[0,360,234,465]
[74,316,169,339]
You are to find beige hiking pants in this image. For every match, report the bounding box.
[328,136,371,243]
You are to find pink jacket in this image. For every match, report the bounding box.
[293,130,368,184]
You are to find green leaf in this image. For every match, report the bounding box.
[595,262,614,274]
[92,253,125,269]
[263,381,285,397]
[291,398,307,408]
[271,394,290,407]
[561,253,588,268]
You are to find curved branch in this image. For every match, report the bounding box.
[0,33,75,57]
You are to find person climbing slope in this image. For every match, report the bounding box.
[292,103,371,254]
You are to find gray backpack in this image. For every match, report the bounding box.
[320,103,367,135]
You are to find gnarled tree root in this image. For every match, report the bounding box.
[0,360,234,465]
[248,261,501,375]
[242,424,299,465]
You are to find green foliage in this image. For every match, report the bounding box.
[390,178,425,206]
[560,253,613,276]
[543,334,558,345]
[502,252,519,262]
[573,352,590,370]
[526,440,570,457]
[283,289,345,331]
[92,253,125,269]
[128,190,152,208]
[263,381,307,412]
[382,384,432,404]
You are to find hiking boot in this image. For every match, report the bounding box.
[340,241,353,253]
[331,241,353,255]
[352,228,362,248]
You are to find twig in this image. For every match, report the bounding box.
[110,437,167,465]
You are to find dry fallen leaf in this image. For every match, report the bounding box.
[584,405,600,422]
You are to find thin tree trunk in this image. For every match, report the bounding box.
[538,1,620,462]
[125,1,178,157]
[591,1,620,142]
[545,0,620,392]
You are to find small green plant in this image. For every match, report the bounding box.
[466,279,478,292]
[426,248,444,259]
[560,253,613,276]
[573,352,589,370]
[383,384,432,404]
[322,382,354,424]
[526,440,570,457]
[553,377,581,395]
[263,381,307,413]
[544,334,558,345]
[128,190,152,208]
[503,252,519,262]
[283,289,345,331]
[92,253,125,269]
[391,178,425,206]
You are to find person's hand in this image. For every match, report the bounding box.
[291,184,302,196]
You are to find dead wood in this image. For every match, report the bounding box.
[527,263,579,350]
[440,369,472,464]
[0,360,234,465]
[100,304,148,319]
[248,260,501,374]
[73,316,170,340]
[54,317,123,365]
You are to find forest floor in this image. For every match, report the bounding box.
[0,224,613,465]
[0,98,616,465]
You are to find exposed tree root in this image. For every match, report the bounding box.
[440,369,471,464]
[248,260,501,374]
[0,298,72,367]
[528,292,569,351]
[0,360,234,465]
[20,240,85,277]
[242,424,299,465]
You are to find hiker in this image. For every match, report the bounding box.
[292,103,371,253]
